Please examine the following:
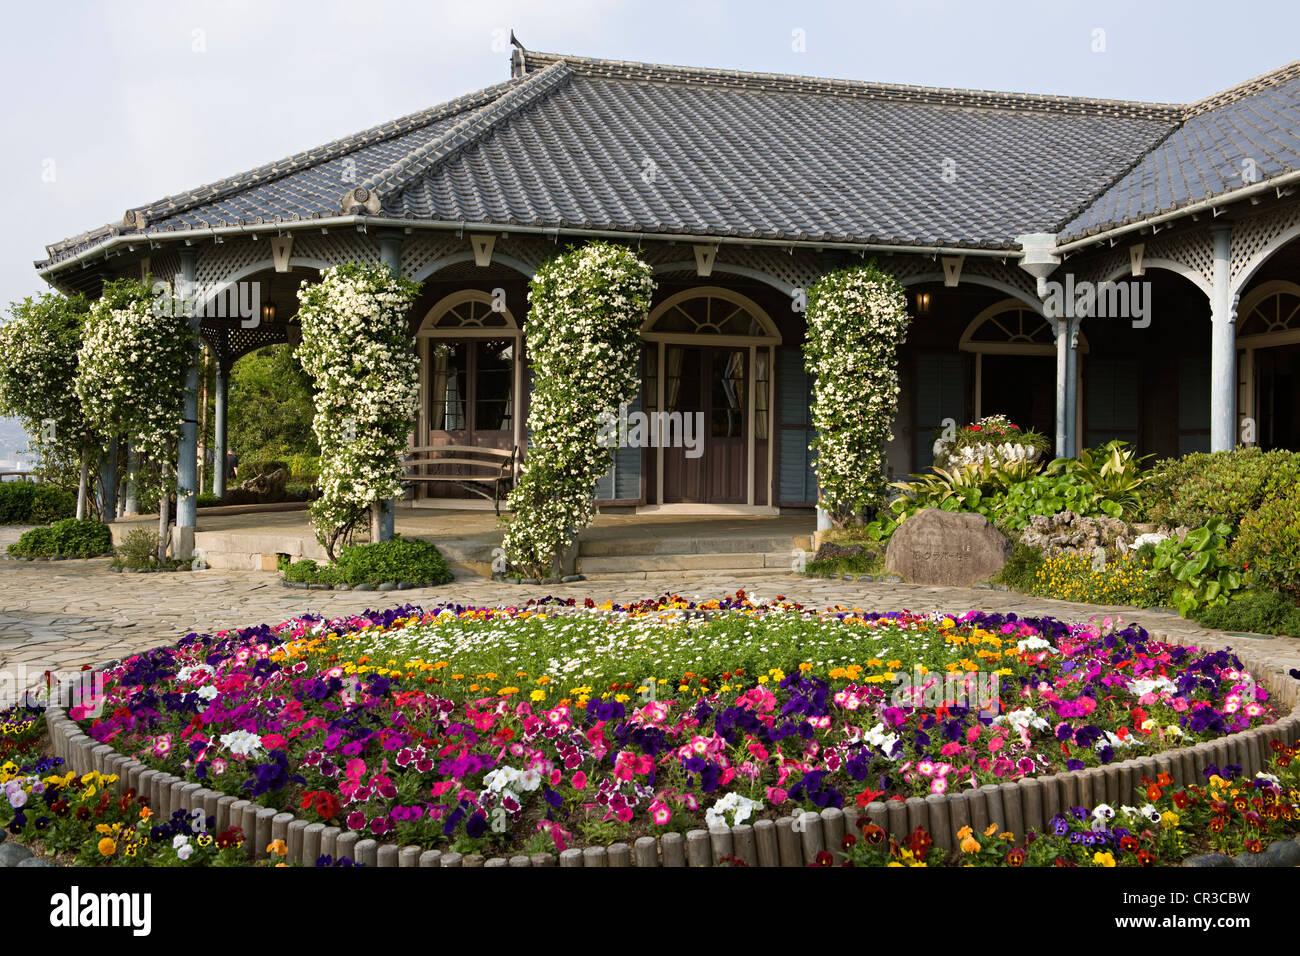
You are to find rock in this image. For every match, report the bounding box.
[353,583,375,592]
[1183,852,1235,867]
[885,509,1012,587]
[377,582,397,592]
[333,584,351,591]
[972,581,993,590]
[397,582,415,590]
[561,575,583,583]
[882,574,903,584]
[1019,511,1136,558]
[16,857,54,867]
[1262,840,1300,867]
[1232,850,1269,867]
[522,578,541,585]
[542,577,561,585]
[0,843,33,866]
[813,542,864,564]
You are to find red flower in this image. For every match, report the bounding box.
[1005,848,1026,867]
[1244,838,1263,854]
[811,850,834,867]
[1173,791,1189,809]
[1136,849,1155,867]
[841,833,857,850]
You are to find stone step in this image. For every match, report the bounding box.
[578,534,812,557]
[576,551,796,574]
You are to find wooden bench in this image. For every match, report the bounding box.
[402,445,519,515]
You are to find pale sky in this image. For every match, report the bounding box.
[4,0,1300,317]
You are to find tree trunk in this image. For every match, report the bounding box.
[76,448,89,520]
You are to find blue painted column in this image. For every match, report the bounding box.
[213,362,228,498]
[375,235,404,542]
[174,249,202,558]
[1053,316,1069,458]
[124,444,139,515]
[1210,225,1237,452]
[1064,316,1081,457]
[97,436,118,522]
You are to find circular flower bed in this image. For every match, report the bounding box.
[61,593,1290,862]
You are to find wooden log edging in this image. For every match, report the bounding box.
[41,633,1300,868]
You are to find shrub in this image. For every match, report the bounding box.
[993,542,1045,592]
[282,558,341,586]
[1194,590,1300,636]
[287,453,321,480]
[8,518,113,558]
[283,536,453,587]
[1151,519,1247,616]
[1140,447,1300,529]
[115,528,162,569]
[0,482,76,524]
[196,492,223,509]
[1229,492,1300,600]
[336,536,452,587]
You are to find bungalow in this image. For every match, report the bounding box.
[35,39,1300,550]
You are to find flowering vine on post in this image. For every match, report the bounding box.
[0,292,96,514]
[503,242,655,578]
[75,279,193,557]
[295,262,420,561]
[804,263,911,528]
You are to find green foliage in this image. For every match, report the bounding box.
[283,536,452,587]
[1054,441,1151,514]
[804,263,911,527]
[0,482,76,524]
[504,242,655,577]
[114,528,162,569]
[1193,590,1300,636]
[196,492,223,509]
[8,518,113,558]
[1229,491,1300,600]
[992,542,1046,592]
[806,549,884,577]
[1151,519,1247,616]
[287,453,321,480]
[1140,447,1300,528]
[867,453,1130,542]
[227,345,319,463]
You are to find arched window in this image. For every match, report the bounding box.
[957,298,1085,437]
[416,290,523,447]
[1237,280,1300,450]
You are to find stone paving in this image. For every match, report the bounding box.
[1,556,1298,703]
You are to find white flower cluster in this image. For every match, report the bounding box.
[803,266,910,526]
[218,729,264,758]
[704,791,764,829]
[503,243,655,576]
[483,765,543,798]
[0,293,95,472]
[75,280,194,485]
[295,263,421,554]
[993,707,1052,734]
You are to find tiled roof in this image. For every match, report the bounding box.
[1058,62,1300,242]
[39,51,1300,269]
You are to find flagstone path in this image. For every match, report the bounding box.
[1,556,1298,703]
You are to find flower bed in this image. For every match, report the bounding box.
[46,593,1299,866]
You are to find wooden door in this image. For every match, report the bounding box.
[662,346,748,503]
